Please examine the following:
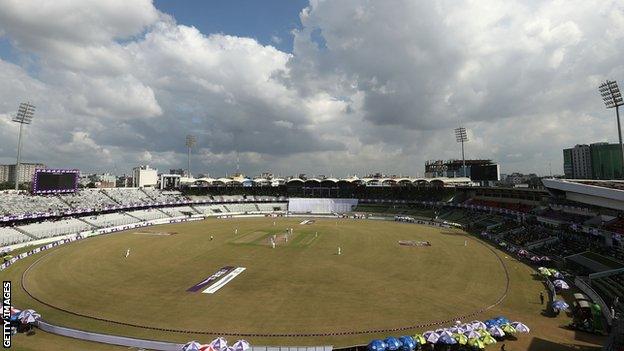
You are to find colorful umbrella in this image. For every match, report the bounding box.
[199,345,217,351]
[448,325,465,334]
[367,339,386,351]
[467,337,485,349]
[553,271,564,279]
[422,331,437,339]
[501,323,516,335]
[452,333,468,345]
[464,330,481,339]
[552,300,570,311]
[461,323,475,331]
[494,316,510,325]
[384,337,401,351]
[209,337,228,350]
[412,334,426,346]
[487,326,505,338]
[537,267,551,276]
[481,334,497,345]
[398,336,416,351]
[182,341,202,351]
[232,340,250,351]
[511,322,530,333]
[553,279,569,290]
[437,334,457,345]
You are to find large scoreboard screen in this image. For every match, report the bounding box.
[32,169,79,194]
[470,164,500,181]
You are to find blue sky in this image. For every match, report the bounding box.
[154,0,309,52]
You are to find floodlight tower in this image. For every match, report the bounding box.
[12,102,36,190]
[599,80,624,176]
[454,126,469,178]
[185,134,196,178]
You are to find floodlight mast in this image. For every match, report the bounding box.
[185,134,196,178]
[454,127,469,178]
[12,102,35,190]
[599,80,624,177]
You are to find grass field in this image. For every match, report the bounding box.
[1,217,606,350]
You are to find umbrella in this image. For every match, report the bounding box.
[511,322,530,333]
[494,316,510,325]
[422,331,437,339]
[467,337,485,349]
[200,346,217,351]
[453,333,468,345]
[461,323,474,331]
[398,336,416,351]
[209,337,228,350]
[553,279,570,290]
[232,340,250,351]
[484,319,498,328]
[412,334,426,346]
[552,300,569,311]
[18,309,40,324]
[553,271,564,279]
[448,325,465,334]
[437,334,457,345]
[425,332,439,344]
[481,334,497,345]
[518,249,528,256]
[501,323,516,335]
[471,320,487,330]
[537,267,551,276]
[182,341,203,351]
[464,330,481,339]
[438,330,454,338]
[367,339,386,351]
[384,337,401,351]
[487,326,505,338]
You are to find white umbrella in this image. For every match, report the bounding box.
[425,332,439,344]
[18,309,40,324]
[471,320,487,330]
[423,331,437,339]
[553,279,569,289]
[553,271,564,279]
[182,341,203,351]
[210,337,228,350]
[448,325,465,334]
[232,340,251,351]
[438,330,454,338]
[511,322,530,333]
[488,326,505,338]
[461,323,474,331]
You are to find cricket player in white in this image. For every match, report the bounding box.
[338,246,341,255]
[125,249,130,258]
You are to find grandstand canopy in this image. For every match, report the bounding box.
[543,179,624,211]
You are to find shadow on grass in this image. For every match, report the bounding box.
[527,337,602,351]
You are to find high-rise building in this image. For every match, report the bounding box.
[132,165,158,188]
[590,142,623,179]
[563,143,623,180]
[562,144,592,179]
[0,163,46,183]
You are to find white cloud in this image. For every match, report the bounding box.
[0,0,622,177]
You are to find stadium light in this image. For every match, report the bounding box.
[185,134,196,178]
[12,102,36,190]
[454,126,469,178]
[599,80,624,177]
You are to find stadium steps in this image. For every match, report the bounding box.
[156,208,172,217]
[189,205,202,215]
[101,190,122,205]
[76,217,100,229]
[140,188,157,202]
[11,227,38,240]
[124,212,144,222]
[56,194,74,209]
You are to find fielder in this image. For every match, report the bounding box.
[125,249,130,258]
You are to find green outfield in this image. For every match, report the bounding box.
[2,217,606,350]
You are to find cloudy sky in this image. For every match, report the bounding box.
[0,0,622,178]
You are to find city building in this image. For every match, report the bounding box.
[563,142,623,180]
[132,165,158,188]
[0,163,46,183]
[563,144,592,179]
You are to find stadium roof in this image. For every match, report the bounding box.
[542,178,624,211]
